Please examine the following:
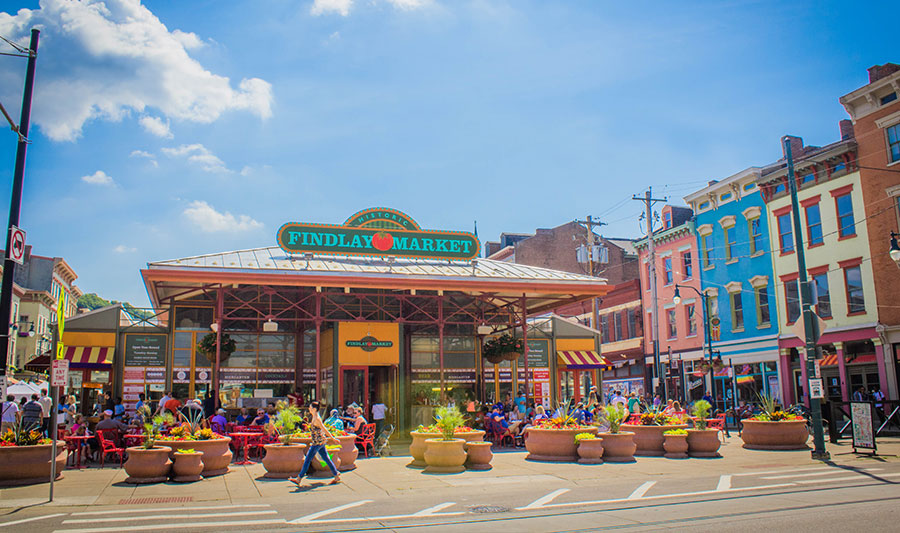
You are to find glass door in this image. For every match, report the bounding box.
[341,366,368,412]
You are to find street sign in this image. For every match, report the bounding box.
[809,378,824,399]
[9,225,25,265]
[814,359,821,379]
[51,359,69,387]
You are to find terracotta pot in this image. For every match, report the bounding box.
[310,449,342,476]
[172,452,204,482]
[663,434,689,459]
[0,442,66,486]
[740,420,810,450]
[336,435,358,471]
[459,430,487,443]
[687,429,721,457]
[290,436,313,447]
[465,441,493,470]
[423,438,467,473]
[598,432,636,462]
[525,427,598,461]
[161,438,232,476]
[621,424,689,456]
[124,446,172,484]
[262,443,306,479]
[408,431,441,468]
[577,439,604,464]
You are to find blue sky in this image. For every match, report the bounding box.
[0,0,897,306]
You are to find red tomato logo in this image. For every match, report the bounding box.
[372,231,394,251]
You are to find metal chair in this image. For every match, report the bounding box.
[355,423,376,457]
[96,429,126,468]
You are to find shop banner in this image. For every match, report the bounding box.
[221,368,257,383]
[411,369,476,384]
[146,368,165,383]
[302,368,316,384]
[173,367,191,383]
[195,368,211,383]
[258,368,295,384]
[124,334,167,367]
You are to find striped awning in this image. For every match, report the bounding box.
[557,350,609,369]
[820,354,876,366]
[24,346,114,371]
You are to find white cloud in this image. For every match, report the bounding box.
[162,143,229,173]
[386,0,428,9]
[138,115,173,138]
[114,244,137,253]
[183,201,263,233]
[311,0,353,16]
[81,170,114,186]
[0,0,273,141]
[129,149,158,167]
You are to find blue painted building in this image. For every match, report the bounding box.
[684,168,782,409]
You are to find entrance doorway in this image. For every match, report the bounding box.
[340,365,397,422]
[558,369,597,404]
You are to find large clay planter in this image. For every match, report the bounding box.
[598,432,636,462]
[465,441,493,470]
[621,424,689,456]
[0,442,66,486]
[262,443,306,479]
[525,427,598,462]
[408,431,441,468]
[336,435,359,471]
[577,439,604,464]
[687,429,721,457]
[172,451,204,482]
[161,437,233,476]
[423,438,467,473]
[459,430,487,443]
[741,420,810,450]
[310,449,342,476]
[124,446,172,484]
[663,434,689,459]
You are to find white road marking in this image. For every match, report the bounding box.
[0,514,66,528]
[297,511,466,525]
[52,519,288,533]
[522,488,570,509]
[413,502,456,516]
[795,472,900,484]
[63,510,278,524]
[291,500,373,523]
[716,475,732,491]
[732,467,833,477]
[628,481,656,500]
[70,504,269,516]
[762,468,883,480]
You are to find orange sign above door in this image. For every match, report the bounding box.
[338,322,400,366]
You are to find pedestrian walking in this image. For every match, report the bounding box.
[852,386,867,402]
[1,394,19,433]
[22,394,43,432]
[371,399,387,440]
[39,388,52,436]
[289,401,341,487]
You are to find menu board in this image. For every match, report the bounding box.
[124,334,167,367]
[517,339,551,368]
[851,401,876,451]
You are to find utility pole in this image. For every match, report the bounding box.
[0,29,39,377]
[633,188,667,400]
[579,215,607,330]
[783,137,829,460]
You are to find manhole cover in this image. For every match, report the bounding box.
[467,505,510,514]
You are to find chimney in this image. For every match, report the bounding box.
[867,63,900,83]
[782,135,804,159]
[839,119,854,141]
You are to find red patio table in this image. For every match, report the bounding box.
[63,435,92,469]
[122,433,145,448]
[229,432,260,465]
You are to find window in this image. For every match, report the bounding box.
[756,286,771,326]
[721,192,732,201]
[844,265,865,314]
[628,310,637,338]
[601,314,610,342]
[663,257,673,285]
[725,226,736,261]
[701,234,712,268]
[785,279,800,324]
[749,218,762,254]
[699,201,710,210]
[730,291,744,330]
[667,309,677,339]
[835,193,856,237]
[888,124,900,163]
[682,251,693,279]
[645,262,651,291]
[614,312,623,341]
[883,92,898,105]
[799,173,815,184]
[707,295,719,319]
[686,304,697,336]
[664,211,672,229]
[774,183,786,194]
[777,213,794,252]
[743,183,755,192]
[805,203,823,246]
[812,272,831,318]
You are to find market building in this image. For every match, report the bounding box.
[135,208,610,431]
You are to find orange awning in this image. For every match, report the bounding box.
[557,350,609,369]
[820,354,876,366]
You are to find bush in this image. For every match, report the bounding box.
[605,404,627,434]
[434,406,466,441]
[574,432,598,443]
[664,429,687,436]
[692,400,711,430]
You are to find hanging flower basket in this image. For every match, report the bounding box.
[711,356,724,372]
[482,334,522,364]
[197,332,236,363]
[484,353,505,365]
[698,361,711,375]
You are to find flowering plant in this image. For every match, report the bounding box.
[639,412,683,426]
[532,401,593,430]
[748,393,802,422]
[157,423,224,441]
[482,334,523,364]
[664,428,688,436]
[0,425,50,447]
[574,432,598,443]
[414,424,474,434]
[174,448,198,454]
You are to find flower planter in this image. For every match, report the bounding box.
[525,427,598,462]
[172,452,204,482]
[336,435,359,471]
[423,438,467,473]
[124,446,172,484]
[408,431,441,468]
[598,432,636,462]
[687,429,721,458]
[309,449,342,476]
[161,437,232,476]
[262,443,306,479]
[459,430,487,443]
[0,442,66,486]
[621,424,688,456]
[290,436,313,447]
[740,419,809,450]
[576,439,604,464]
[663,434,689,459]
[465,441,493,470]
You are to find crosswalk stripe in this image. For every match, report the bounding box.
[53,518,288,533]
[291,500,372,523]
[63,510,277,524]
[628,481,656,499]
[70,504,270,516]
[762,468,883,480]
[0,513,66,528]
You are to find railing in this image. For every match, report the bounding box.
[827,400,900,442]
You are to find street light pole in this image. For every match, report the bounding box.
[673,284,715,409]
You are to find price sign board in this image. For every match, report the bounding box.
[51,359,69,387]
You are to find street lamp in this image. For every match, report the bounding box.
[672,284,717,410]
[890,231,900,263]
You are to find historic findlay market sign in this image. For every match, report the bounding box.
[277,207,480,261]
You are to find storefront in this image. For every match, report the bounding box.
[140,208,610,431]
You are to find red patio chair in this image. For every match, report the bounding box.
[96,429,126,468]
[355,423,376,457]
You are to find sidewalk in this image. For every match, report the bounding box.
[2,435,898,511]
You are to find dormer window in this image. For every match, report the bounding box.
[663,211,672,229]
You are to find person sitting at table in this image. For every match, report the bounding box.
[533,405,547,422]
[491,407,514,440]
[250,408,269,427]
[346,407,367,435]
[236,407,250,426]
[96,409,128,433]
[210,408,228,433]
[324,409,344,430]
[662,399,676,416]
